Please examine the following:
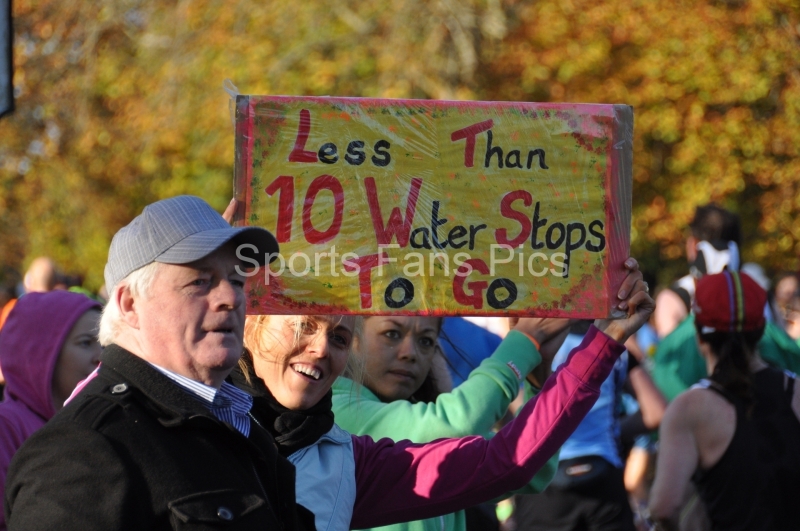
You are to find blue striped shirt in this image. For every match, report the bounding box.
[149,364,253,437]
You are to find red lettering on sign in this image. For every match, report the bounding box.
[288,109,318,163]
[265,176,295,242]
[495,190,533,247]
[364,177,422,247]
[343,252,388,309]
[302,175,344,244]
[453,259,489,309]
[450,119,493,168]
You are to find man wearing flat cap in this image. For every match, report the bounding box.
[5,196,312,530]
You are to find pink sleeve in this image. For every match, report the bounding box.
[63,365,101,407]
[350,325,623,529]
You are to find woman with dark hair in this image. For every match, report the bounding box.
[649,271,800,531]
[332,315,563,531]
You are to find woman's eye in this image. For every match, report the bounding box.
[419,337,435,348]
[330,333,350,348]
[383,330,401,340]
[299,320,318,334]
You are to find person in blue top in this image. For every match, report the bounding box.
[439,317,503,387]
[513,320,667,531]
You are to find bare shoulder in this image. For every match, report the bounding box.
[673,385,737,469]
[664,386,732,430]
[669,386,718,415]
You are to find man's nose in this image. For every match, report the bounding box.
[213,279,243,310]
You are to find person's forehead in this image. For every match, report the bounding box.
[172,242,244,271]
[317,315,356,332]
[73,309,101,332]
[373,316,439,332]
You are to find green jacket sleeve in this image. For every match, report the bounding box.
[653,316,800,402]
[652,316,707,402]
[332,330,540,441]
[760,321,800,374]
[333,330,557,495]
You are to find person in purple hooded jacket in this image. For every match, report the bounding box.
[0,290,102,530]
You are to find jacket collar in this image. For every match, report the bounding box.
[99,344,217,423]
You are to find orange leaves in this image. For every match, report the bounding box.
[1,0,800,287]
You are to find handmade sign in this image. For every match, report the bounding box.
[233,96,632,317]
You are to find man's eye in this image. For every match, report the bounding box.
[191,278,209,286]
[383,330,400,340]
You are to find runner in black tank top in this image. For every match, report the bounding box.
[690,380,772,531]
[751,368,800,530]
[690,368,800,531]
[649,271,800,530]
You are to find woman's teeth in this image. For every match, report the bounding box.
[293,365,321,380]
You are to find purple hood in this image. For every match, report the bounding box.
[0,290,100,528]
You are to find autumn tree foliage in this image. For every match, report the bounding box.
[1,0,798,290]
[483,0,800,281]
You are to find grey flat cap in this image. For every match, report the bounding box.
[104,195,278,290]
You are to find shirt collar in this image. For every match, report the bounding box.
[148,363,253,437]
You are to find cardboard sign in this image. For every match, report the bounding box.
[234,96,632,317]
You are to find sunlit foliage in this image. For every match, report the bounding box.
[1,0,798,289]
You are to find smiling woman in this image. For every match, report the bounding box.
[231,256,651,531]
[241,315,360,411]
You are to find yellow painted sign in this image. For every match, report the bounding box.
[234,96,632,317]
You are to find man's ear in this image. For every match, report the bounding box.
[117,285,140,329]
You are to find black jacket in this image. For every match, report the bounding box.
[5,344,311,531]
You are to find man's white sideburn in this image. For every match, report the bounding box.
[98,262,163,346]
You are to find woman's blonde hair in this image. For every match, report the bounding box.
[240,314,364,385]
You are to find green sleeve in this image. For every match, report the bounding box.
[652,316,800,403]
[332,330,541,441]
[652,316,707,401]
[760,321,800,374]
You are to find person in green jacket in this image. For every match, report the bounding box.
[332,316,570,531]
[649,203,800,401]
[652,314,800,402]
